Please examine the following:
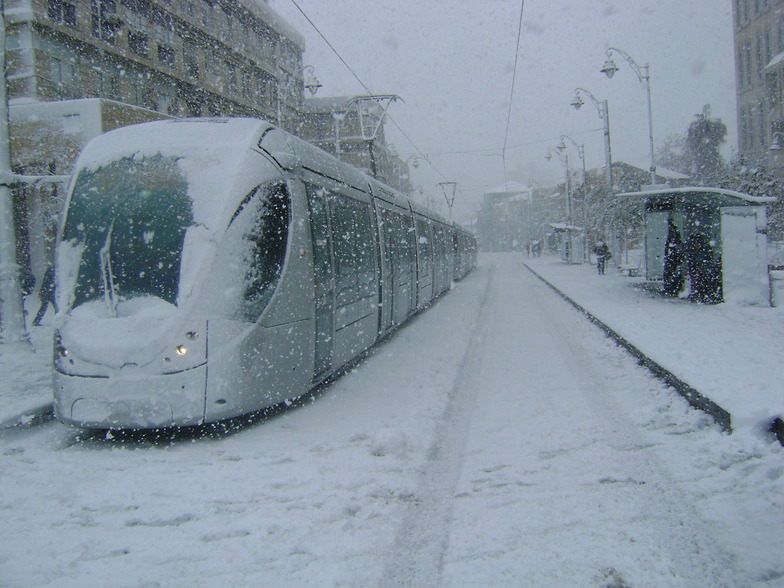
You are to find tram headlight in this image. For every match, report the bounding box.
[164,329,204,364]
[175,332,200,356]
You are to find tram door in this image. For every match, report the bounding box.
[307,187,334,378]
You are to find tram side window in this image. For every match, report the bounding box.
[229,181,290,321]
[415,218,432,278]
[379,206,414,279]
[394,210,415,269]
[331,195,375,306]
[433,226,446,267]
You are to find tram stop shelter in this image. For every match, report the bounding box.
[548,222,585,264]
[618,187,776,305]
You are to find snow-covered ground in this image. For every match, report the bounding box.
[1,252,782,586]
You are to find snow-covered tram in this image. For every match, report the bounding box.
[53,118,476,429]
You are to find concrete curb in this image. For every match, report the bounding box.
[523,263,733,434]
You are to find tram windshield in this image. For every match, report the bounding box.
[62,154,193,310]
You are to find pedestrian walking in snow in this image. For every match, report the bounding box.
[32,265,57,326]
[594,242,611,275]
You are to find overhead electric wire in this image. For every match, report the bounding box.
[501,0,526,185]
[427,127,602,159]
[288,0,449,181]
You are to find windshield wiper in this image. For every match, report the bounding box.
[100,220,118,317]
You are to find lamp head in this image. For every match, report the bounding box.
[304,75,322,96]
[570,94,584,110]
[600,57,619,79]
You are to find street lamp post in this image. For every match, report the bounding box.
[557,135,586,235]
[571,87,613,188]
[402,155,427,197]
[557,135,586,188]
[546,149,572,224]
[546,148,578,263]
[276,64,321,130]
[600,47,656,185]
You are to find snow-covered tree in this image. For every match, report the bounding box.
[656,133,689,175]
[684,105,727,185]
[714,155,784,240]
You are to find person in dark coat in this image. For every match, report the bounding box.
[662,220,685,297]
[594,241,611,275]
[32,265,57,326]
[685,232,722,304]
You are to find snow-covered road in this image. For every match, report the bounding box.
[1,253,781,587]
[384,256,741,586]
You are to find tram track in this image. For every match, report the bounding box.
[379,263,495,587]
[381,254,743,586]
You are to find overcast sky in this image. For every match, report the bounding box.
[268,0,736,221]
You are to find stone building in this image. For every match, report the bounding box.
[6,0,305,134]
[475,182,532,252]
[3,0,305,283]
[733,0,784,176]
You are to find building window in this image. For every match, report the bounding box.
[48,0,77,26]
[740,108,748,152]
[771,120,784,148]
[127,12,149,57]
[95,66,120,97]
[242,70,253,101]
[738,48,745,89]
[778,19,784,54]
[757,35,764,80]
[205,48,220,78]
[201,0,214,27]
[241,22,251,53]
[225,61,237,94]
[183,41,200,80]
[63,113,81,134]
[767,72,779,105]
[765,28,772,65]
[156,26,176,67]
[91,0,122,45]
[128,31,149,57]
[50,56,77,99]
[158,44,176,67]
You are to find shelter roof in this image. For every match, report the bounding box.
[617,186,777,206]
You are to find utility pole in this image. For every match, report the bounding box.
[0,1,30,349]
[437,181,457,221]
